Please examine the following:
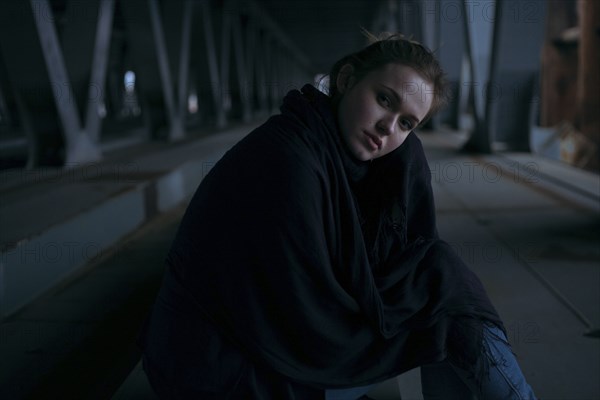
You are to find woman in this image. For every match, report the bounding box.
[139,34,537,399]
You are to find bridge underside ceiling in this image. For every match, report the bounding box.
[258,0,375,73]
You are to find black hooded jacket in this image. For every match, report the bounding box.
[139,84,504,398]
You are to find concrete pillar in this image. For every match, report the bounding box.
[420,0,441,129]
[421,0,440,51]
[487,0,546,152]
[460,0,496,153]
[435,0,467,129]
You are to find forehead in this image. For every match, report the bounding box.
[364,63,428,88]
[363,63,433,118]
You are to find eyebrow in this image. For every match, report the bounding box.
[380,84,421,126]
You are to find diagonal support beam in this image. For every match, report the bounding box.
[245,21,257,90]
[244,19,258,116]
[30,0,101,165]
[219,4,232,113]
[231,14,251,121]
[267,40,281,113]
[0,70,10,127]
[148,0,177,124]
[85,0,115,143]
[200,0,226,128]
[254,29,269,113]
[176,1,193,132]
[148,0,194,141]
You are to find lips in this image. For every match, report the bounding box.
[363,131,382,150]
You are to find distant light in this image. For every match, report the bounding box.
[188,92,198,114]
[124,70,136,93]
[98,102,107,118]
[314,74,329,94]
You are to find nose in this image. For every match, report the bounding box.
[376,114,397,136]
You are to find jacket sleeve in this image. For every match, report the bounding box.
[377,132,438,252]
[369,133,441,337]
[405,143,438,242]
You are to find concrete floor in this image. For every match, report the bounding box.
[1,124,598,399]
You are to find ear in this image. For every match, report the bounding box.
[336,64,356,94]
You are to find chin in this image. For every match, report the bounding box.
[352,150,372,162]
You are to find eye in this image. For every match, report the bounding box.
[377,93,391,108]
[400,119,413,131]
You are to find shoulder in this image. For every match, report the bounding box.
[373,131,430,183]
[400,131,430,173]
[201,116,328,202]
[229,114,326,168]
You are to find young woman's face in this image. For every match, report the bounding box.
[336,63,433,161]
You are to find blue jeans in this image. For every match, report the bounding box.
[325,324,537,400]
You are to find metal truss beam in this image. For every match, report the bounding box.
[254,28,269,113]
[2,0,317,164]
[201,0,226,128]
[231,12,253,121]
[148,0,193,141]
[85,0,115,143]
[31,0,102,165]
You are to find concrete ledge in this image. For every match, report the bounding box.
[1,187,146,317]
[0,124,256,320]
[496,152,600,212]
